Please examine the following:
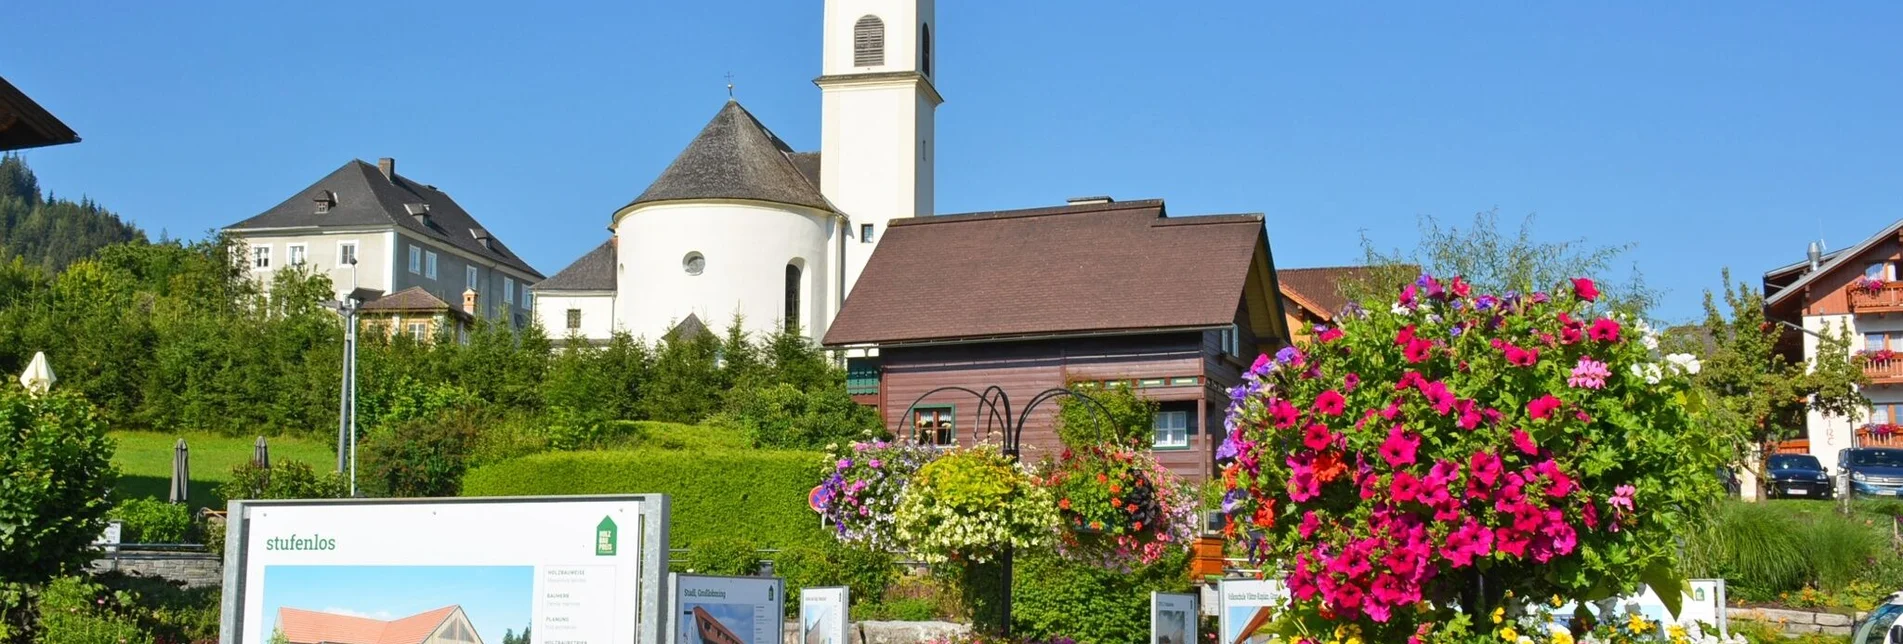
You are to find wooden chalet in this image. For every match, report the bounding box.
[0,75,79,152]
[823,198,1289,481]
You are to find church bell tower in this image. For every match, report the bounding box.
[818,0,940,300]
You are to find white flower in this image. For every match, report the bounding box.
[1665,353,1702,375]
[1629,363,1663,385]
[1390,303,1412,315]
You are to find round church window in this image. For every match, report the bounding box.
[682,252,706,276]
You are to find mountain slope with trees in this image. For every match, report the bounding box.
[0,155,145,273]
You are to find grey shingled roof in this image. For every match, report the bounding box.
[626,101,833,213]
[536,239,616,292]
[227,159,543,278]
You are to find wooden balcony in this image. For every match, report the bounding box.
[1868,357,1903,385]
[1857,426,1903,449]
[1850,282,1903,314]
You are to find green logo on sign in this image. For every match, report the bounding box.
[596,517,617,556]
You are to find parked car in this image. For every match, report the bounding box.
[1840,448,1903,497]
[1766,453,1833,499]
[1851,591,1903,644]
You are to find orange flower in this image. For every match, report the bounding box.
[1109,483,1123,494]
[1097,473,1109,484]
[1252,498,1277,528]
[1111,498,1123,509]
[1133,521,1144,531]
[1059,498,1071,510]
[1313,451,1347,483]
[1222,517,1238,538]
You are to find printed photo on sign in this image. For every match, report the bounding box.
[260,565,533,644]
[1151,592,1197,644]
[1219,579,1289,644]
[674,574,784,644]
[800,587,848,644]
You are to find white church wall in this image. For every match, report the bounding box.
[613,200,837,341]
[535,291,617,343]
[824,81,929,299]
[821,0,926,77]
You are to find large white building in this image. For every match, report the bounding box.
[535,0,940,343]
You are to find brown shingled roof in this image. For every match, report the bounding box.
[823,200,1272,346]
[360,286,474,322]
[276,605,458,644]
[1276,265,1393,321]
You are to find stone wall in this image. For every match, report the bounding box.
[89,546,222,589]
[781,620,968,644]
[1726,606,1856,637]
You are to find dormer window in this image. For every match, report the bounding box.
[405,203,430,226]
[313,190,335,214]
[853,15,885,67]
[471,227,495,251]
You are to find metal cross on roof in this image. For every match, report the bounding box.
[724,72,735,99]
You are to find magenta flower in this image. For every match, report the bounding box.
[1289,467,1321,502]
[1302,422,1335,451]
[1609,484,1636,512]
[1270,399,1300,428]
[1403,338,1434,363]
[1572,277,1600,301]
[1390,471,1423,503]
[836,458,853,469]
[1378,426,1420,467]
[1344,372,1361,392]
[1503,345,1539,367]
[1314,390,1346,416]
[868,458,884,469]
[1299,511,1320,539]
[1510,428,1539,456]
[1527,395,1562,420]
[1568,356,1610,389]
[1589,317,1622,342]
[1420,381,1455,415]
[1468,451,1502,486]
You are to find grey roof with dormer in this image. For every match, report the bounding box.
[625,101,833,213]
[227,159,543,278]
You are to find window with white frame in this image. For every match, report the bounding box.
[505,277,515,305]
[1869,263,1895,281]
[286,244,307,266]
[912,407,954,446]
[337,241,358,266]
[1153,411,1189,448]
[250,245,272,271]
[566,309,582,330]
[408,246,422,274]
[466,266,478,291]
[407,322,427,341]
[425,251,438,279]
[522,292,533,311]
[1219,324,1240,357]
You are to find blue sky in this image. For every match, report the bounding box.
[4,2,1899,322]
[262,565,532,643]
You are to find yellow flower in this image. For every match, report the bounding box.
[1493,607,1506,624]
[1499,626,1518,642]
[1550,629,1575,644]
[1627,613,1652,634]
[1346,636,1363,644]
[1550,595,1563,608]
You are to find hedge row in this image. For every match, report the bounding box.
[462,449,828,548]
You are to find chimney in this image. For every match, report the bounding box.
[377,157,396,181]
[1809,240,1824,271]
[1067,195,1114,206]
[463,288,478,315]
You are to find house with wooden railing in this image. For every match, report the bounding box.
[1765,220,1903,472]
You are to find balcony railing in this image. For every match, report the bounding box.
[1849,281,1903,314]
[1866,356,1903,384]
[1858,425,1903,448]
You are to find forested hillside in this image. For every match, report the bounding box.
[0,155,145,272]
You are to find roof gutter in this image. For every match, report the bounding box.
[824,323,1231,350]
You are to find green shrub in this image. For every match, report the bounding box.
[0,388,117,587]
[94,570,220,644]
[1011,550,1193,644]
[463,449,826,548]
[1055,381,1158,447]
[621,421,750,451]
[711,381,881,450]
[360,407,481,497]
[686,537,762,576]
[1684,502,1808,596]
[773,543,897,616]
[1805,516,1884,589]
[217,459,347,504]
[468,413,549,468]
[32,576,146,643]
[111,498,192,544]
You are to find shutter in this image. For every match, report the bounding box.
[853,16,885,67]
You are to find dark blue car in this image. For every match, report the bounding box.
[1840,448,1903,497]
[1766,453,1832,499]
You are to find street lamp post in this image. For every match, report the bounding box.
[326,260,361,497]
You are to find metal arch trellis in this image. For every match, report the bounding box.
[891,383,1118,637]
[895,385,1116,458]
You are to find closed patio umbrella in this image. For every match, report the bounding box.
[253,435,270,469]
[18,351,54,395]
[168,438,190,505]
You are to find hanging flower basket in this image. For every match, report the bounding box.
[1857,276,1888,294]
[1042,445,1196,567]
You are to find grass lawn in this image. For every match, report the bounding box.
[110,431,335,510]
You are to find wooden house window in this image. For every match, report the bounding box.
[913,406,954,446]
[1153,411,1189,449]
[853,15,885,67]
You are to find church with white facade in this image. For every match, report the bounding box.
[533,0,940,343]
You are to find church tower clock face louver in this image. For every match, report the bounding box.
[534,0,938,344]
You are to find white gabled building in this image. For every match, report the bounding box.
[534,0,939,344]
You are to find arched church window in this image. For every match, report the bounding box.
[854,15,885,67]
[784,263,803,332]
[920,23,932,76]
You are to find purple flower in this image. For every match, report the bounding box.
[868,458,884,469]
[1276,346,1305,367]
[1221,489,1246,514]
[1215,433,1242,464]
[1475,295,1498,310]
[835,458,852,469]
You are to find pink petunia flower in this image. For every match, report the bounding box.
[1289,467,1321,502]
[1314,390,1347,416]
[1404,338,1434,363]
[1302,423,1334,451]
[1319,327,1344,343]
[1396,325,1417,346]
[1299,511,1320,539]
[1468,451,1502,486]
[1568,356,1611,389]
[1390,471,1423,503]
[1510,428,1540,455]
[1270,399,1300,428]
[1572,277,1599,301]
[1589,317,1621,343]
[1344,372,1361,392]
[1421,381,1456,415]
[1379,426,1421,467]
[1527,395,1562,420]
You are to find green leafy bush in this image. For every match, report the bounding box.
[467,412,550,468]
[110,498,192,544]
[0,388,117,586]
[360,407,481,497]
[217,459,348,503]
[31,576,146,643]
[1011,550,1192,644]
[711,381,881,450]
[95,570,220,644]
[463,449,826,548]
[774,543,897,617]
[686,537,763,576]
[1055,381,1157,448]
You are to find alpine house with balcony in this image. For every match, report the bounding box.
[1765,221,1903,472]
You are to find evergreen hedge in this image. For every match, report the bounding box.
[462,449,827,548]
